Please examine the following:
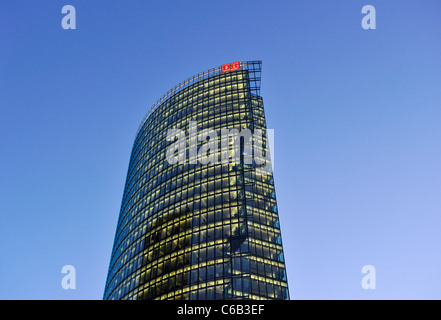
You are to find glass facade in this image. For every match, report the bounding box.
[103,61,290,300]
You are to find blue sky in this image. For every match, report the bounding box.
[1,0,440,299]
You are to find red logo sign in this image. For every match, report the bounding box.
[221,62,241,73]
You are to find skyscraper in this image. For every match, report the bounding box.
[103,61,290,300]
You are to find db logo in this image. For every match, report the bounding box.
[221,61,241,73]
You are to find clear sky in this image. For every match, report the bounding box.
[1,0,440,300]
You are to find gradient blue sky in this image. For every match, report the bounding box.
[1,0,440,300]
